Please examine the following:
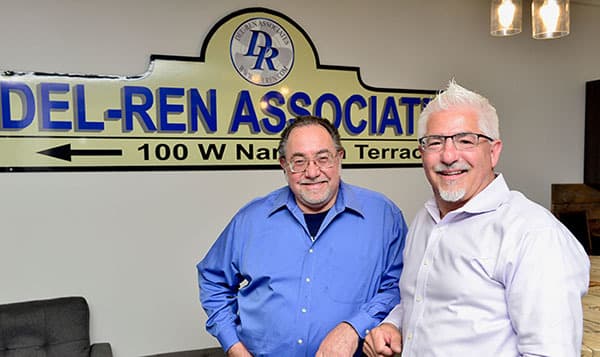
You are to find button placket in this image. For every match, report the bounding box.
[404,226,443,353]
[296,243,316,350]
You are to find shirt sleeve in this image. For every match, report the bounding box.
[382,303,403,328]
[344,207,407,338]
[502,225,590,356]
[196,218,243,352]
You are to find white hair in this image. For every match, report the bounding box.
[418,80,500,139]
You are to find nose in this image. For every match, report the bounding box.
[440,137,459,164]
[304,160,322,178]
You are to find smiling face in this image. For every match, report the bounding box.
[279,124,342,213]
[421,106,503,217]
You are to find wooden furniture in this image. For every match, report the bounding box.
[552,184,600,255]
[551,184,600,355]
[585,79,600,187]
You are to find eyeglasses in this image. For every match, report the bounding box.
[286,151,339,173]
[418,132,494,152]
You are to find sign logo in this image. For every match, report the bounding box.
[230,17,294,86]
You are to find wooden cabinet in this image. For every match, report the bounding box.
[551,184,600,255]
[585,79,600,188]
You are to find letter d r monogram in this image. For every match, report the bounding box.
[245,30,279,70]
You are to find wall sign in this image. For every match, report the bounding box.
[0,7,435,172]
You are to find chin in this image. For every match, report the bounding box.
[439,189,466,203]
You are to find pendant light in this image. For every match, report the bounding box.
[490,0,570,39]
[491,0,523,36]
[532,0,570,39]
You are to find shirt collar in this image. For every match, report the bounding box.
[268,181,364,218]
[425,173,510,222]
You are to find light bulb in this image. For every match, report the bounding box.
[490,0,522,36]
[540,0,560,32]
[498,0,517,28]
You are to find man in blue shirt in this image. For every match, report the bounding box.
[197,115,407,357]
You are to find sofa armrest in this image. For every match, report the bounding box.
[91,342,113,357]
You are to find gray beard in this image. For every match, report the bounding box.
[439,188,466,202]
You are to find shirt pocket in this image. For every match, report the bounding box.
[323,259,372,304]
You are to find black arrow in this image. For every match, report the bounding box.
[37,144,123,162]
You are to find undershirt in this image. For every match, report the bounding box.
[304,210,329,237]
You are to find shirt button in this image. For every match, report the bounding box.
[309,248,314,253]
[305,277,311,283]
[407,333,413,340]
[365,329,370,335]
[301,308,307,313]
[416,296,422,302]
[297,339,303,344]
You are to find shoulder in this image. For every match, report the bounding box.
[496,190,589,288]
[502,190,559,228]
[343,182,396,203]
[495,190,582,251]
[234,186,290,218]
[342,182,405,216]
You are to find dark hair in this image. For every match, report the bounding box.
[277,116,343,158]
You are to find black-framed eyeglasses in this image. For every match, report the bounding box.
[286,151,339,173]
[418,132,495,152]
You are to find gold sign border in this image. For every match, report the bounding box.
[0,7,435,172]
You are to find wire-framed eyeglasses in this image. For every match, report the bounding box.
[418,132,494,152]
[286,151,339,173]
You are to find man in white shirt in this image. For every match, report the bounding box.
[363,80,590,357]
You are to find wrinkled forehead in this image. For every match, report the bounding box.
[425,107,480,135]
[285,125,336,155]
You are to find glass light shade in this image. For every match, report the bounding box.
[532,0,570,39]
[491,0,523,36]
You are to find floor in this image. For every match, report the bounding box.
[583,256,600,356]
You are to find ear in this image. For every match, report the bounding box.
[490,139,503,169]
[279,157,287,172]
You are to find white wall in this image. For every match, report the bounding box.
[0,1,599,356]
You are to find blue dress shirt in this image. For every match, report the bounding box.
[197,182,407,357]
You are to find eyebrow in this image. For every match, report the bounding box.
[289,149,331,158]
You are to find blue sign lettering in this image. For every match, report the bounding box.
[245,30,278,70]
[1,81,35,129]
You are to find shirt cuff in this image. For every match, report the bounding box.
[215,325,240,352]
[344,310,379,339]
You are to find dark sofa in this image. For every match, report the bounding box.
[0,296,112,357]
[142,347,225,357]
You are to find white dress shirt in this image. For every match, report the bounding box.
[384,174,590,357]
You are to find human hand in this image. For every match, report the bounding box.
[226,342,253,357]
[362,323,402,357]
[315,322,359,357]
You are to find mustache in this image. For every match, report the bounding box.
[433,162,471,172]
[299,178,329,184]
